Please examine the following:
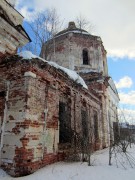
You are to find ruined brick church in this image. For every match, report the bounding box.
[0,0,119,177]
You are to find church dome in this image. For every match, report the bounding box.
[40,21,107,75]
[55,21,89,37]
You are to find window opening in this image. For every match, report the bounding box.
[113,122,119,142]
[59,102,71,143]
[83,49,89,65]
[81,110,88,139]
[0,91,5,97]
[94,112,98,140]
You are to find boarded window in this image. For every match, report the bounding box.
[81,110,88,139]
[59,102,71,143]
[83,49,89,65]
[94,112,98,140]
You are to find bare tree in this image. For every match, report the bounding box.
[65,110,101,166]
[75,14,94,33]
[108,110,135,168]
[20,8,63,55]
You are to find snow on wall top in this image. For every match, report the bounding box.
[19,51,38,60]
[18,51,88,89]
[55,30,90,39]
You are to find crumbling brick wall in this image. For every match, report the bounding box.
[0,56,103,176]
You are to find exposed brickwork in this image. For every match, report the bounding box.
[0,56,103,176]
[0,2,119,178]
[41,27,108,76]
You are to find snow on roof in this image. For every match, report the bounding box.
[55,30,90,39]
[70,30,90,35]
[18,51,88,89]
[19,51,46,62]
[48,61,88,89]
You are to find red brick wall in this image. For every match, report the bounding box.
[0,57,103,177]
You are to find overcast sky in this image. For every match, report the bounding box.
[15,0,135,122]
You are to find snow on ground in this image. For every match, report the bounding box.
[1,145,135,180]
[18,51,88,89]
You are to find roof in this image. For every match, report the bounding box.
[18,51,88,89]
[0,1,31,42]
[53,21,103,45]
[5,0,24,18]
[55,21,89,37]
[15,25,31,42]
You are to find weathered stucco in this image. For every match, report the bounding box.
[0,56,104,176]
[0,0,30,58]
[41,22,119,148]
[41,23,108,76]
[0,2,119,177]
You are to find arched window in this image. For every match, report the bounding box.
[83,49,89,65]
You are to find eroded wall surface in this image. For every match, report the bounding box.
[41,33,108,76]
[0,56,103,176]
[0,0,30,58]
